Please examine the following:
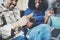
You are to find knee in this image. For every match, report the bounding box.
[39,24,50,27]
[36,24,50,29]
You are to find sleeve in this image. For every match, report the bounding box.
[24,8,33,16]
[14,7,21,20]
[0,13,4,26]
[1,24,12,39]
[0,6,4,26]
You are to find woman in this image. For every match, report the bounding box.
[24,0,51,40]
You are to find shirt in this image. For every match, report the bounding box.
[0,4,21,39]
[24,8,45,27]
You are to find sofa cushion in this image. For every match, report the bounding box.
[51,16,60,28]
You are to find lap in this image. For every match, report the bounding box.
[27,24,51,40]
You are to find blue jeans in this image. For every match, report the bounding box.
[13,36,25,40]
[14,24,51,40]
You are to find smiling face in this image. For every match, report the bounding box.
[3,0,18,9]
[35,0,41,9]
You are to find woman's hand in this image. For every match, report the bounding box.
[44,9,53,23]
[26,21,33,28]
[46,9,53,17]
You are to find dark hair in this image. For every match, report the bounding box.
[28,0,48,11]
[3,0,18,2]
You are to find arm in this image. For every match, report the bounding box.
[44,9,53,24]
[11,16,29,29]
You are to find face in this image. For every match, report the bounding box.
[35,0,41,8]
[4,0,18,9]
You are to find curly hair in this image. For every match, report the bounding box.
[28,0,48,11]
[3,0,18,2]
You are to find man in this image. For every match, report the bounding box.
[0,0,29,40]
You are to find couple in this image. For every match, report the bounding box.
[0,0,52,40]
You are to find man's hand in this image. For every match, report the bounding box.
[18,16,29,27]
[12,16,29,29]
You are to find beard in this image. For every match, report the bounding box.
[9,2,16,10]
[9,5,15,9]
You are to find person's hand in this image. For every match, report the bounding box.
[46,9,53,17]
[44,9,53,23]
[25,17,35,28]
[26,21,33,28]
[17,16,29,27]
[30,17,36,22]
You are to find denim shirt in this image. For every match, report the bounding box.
[24,8,45,27]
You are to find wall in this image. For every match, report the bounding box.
[17,0,28,10]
